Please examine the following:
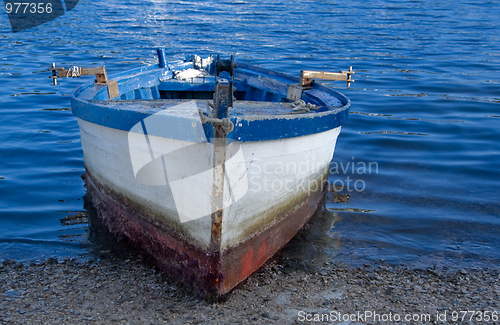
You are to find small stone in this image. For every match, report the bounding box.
[364,263,371,268]
[5,289,22,298]
[18,309,25,314]
[385,287,393,295]
[47,257,58,264]
[460,269,468,275]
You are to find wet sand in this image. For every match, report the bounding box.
[1,254,499,325]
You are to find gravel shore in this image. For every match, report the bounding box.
[1,254,499,325]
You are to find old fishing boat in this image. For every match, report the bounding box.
[50,49,352,299]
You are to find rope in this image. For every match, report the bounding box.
[65,66,81,78]
[290,100,317,114]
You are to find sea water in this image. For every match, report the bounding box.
[0,0,499,270]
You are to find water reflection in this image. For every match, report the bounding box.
[82,193,136,260]
[281,207,343,265]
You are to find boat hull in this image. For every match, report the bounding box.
[68,57,350,299]
[84,169,324,299]
[78,117,340,298]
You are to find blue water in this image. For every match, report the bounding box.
[0,0,499,270]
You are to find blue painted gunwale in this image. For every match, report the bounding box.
[70,58,350,143]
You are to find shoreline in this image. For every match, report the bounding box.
[1,255,499,324]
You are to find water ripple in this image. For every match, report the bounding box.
[0,0,499,269]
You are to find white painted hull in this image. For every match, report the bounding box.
[78,118,341,251]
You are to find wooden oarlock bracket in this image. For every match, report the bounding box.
[287,66,354,101]
[49,63,119,99]
[299,66,354,87]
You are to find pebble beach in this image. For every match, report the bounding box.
[1,253,499,325]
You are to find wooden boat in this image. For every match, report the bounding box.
[50,49,352,300]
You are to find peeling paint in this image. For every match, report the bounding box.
[84,171,224,300]
[83,169,326,300]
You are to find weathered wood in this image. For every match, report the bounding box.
[107,79,119,99]
[50,64,110,89]
[300,67,354,87]
[54,66,106,77]
[287,84,303,101]
[50,64,128,99]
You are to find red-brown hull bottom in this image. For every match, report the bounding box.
[83,171,324,300]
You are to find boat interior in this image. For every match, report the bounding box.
[78,57,347,116]
[114,77,285,103]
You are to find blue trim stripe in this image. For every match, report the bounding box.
[70,99,208,143]
[230,107,348,142]
[70,61,350,143]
